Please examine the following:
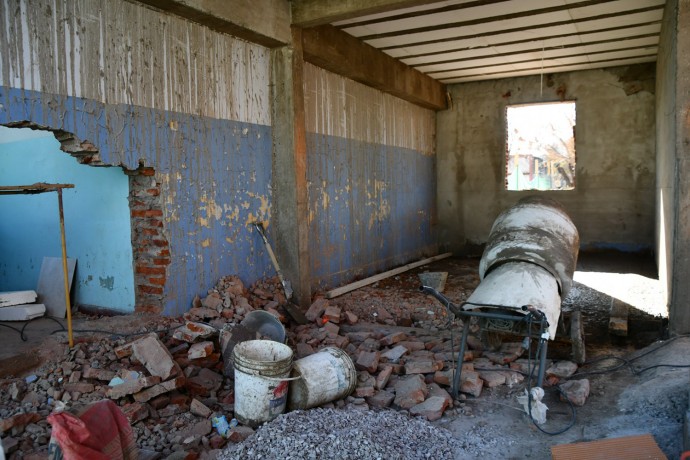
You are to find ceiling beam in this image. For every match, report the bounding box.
[291,0,441,27]
[131,0,291,47]
[301,25,447,110]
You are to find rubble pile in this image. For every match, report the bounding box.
[0,271,588,459]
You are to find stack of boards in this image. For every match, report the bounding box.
[0,290,46,321]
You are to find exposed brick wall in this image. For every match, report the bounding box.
[127,166,170,314]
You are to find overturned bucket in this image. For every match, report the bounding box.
[232,340,294,427]
[288,347,357,410]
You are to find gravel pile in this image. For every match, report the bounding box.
[221,408,465,460]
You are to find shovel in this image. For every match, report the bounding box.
[253,222,293,300]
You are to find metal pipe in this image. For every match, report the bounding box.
[57,188,74,348]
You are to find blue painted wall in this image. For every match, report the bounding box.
[1,87,274,315]
[0,127,136,311]
[307,133,437,290]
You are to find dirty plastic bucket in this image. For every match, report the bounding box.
[288,347,357,410]
[232,340,294,427]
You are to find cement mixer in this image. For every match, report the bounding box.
[421,196,581,394]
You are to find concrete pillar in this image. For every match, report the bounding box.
[270,28,311,308]
[670,0,690,334]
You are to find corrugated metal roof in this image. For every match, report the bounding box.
[333,0,663,82]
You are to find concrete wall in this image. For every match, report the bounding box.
[0,128,135,311]
[0,0,274,315]
[657,0,690,334]
[304,64,437,290]
[437,64,656,254]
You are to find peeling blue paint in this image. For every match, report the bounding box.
[307,133,437,290]
[1,86,274,316]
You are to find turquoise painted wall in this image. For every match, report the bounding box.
[0,127,135,311]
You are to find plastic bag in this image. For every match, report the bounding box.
[517,387,548,424]
[47,399,137,460]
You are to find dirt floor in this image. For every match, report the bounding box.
[1,253,687,459]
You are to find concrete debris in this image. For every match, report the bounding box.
[0,271,587,459]
[559,379,591,406]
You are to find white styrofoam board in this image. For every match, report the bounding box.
[36,257,77,318]
[0,290,38,308]
[0,303,46,321]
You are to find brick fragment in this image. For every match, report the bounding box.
[398,341,426,352]
[133,376,186,403]
[0,413,41,433]
[381,345,408,363]
[107,376,161,399]
[356,351,380,373]
[122,402,150,424]
[375,365,393,390]
[188,341,214,360]
[83,367,116,381]
[131,334,182,380]
[393,375,428,409]
[460,371,483,397]
[546,361,578,379]
[190,398,212,418]
[380,332,406,347]
[344,311,358,324]
[478,370,507,388]
[404,359,441,375]
[63,382,95,393]
[305,298,328,322]
[322,321,340,337]
[366,391,395,409]
[410,396,449,421]
[559,379,590,406]
[228,426,255,443]
[323,306,341,323]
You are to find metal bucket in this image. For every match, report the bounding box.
[287,347,357,410]
[232,340,294,427]
[479,196,579,296]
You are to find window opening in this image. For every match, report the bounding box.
[505,101,576,191]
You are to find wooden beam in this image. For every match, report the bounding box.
[301,25,447,110]
[291,0,442,27]
[132,0,291,47]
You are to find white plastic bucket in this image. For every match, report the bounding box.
[232,340,294,427]
[288,347,357,410]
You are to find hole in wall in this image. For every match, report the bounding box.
[0,123,169,314]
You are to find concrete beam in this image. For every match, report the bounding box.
[270,28,312,308]
[301,25,447,110]
[132,0,291,47]
[292,0,441,27]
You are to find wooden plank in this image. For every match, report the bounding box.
[326,252,453,299]
[0,291,37,308]
[301,25,447,110]
[291,0,442,27]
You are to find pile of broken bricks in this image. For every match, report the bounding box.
[0,274,591,459]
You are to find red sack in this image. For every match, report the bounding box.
[47,400,137,460]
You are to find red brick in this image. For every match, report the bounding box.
[142,228,159,236]
[305,298,328,322]
[152,239,169,247]
[153,258,171,265]
[149,276,166,286]
[159,249,170,256]
[139,285,164,295]
[137,265,166,275]
[146,188,160,196]
[131,209,163,218]
[140,168,156,176]
[106,376,161,399]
